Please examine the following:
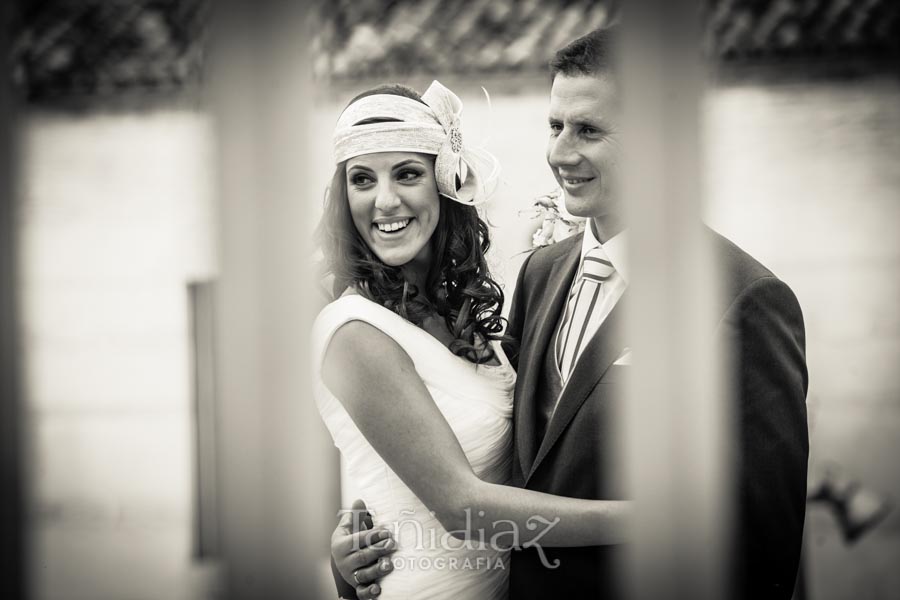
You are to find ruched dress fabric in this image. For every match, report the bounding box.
[312,295,516,600]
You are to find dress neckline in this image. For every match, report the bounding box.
[332,294,512,373]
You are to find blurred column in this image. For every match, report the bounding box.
[618,2,729,599]
[0,2,27,598]
[210,2,337,599]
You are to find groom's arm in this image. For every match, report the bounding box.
[503,250,537,372]
[721,276,809,600]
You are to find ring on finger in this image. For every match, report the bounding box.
[353,569,362,585]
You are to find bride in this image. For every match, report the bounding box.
[312,80,629,600]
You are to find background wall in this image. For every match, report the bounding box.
[18,109,219,599]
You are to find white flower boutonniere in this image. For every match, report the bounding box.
[519,188,586,250]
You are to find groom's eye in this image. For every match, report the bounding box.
[549,121,563,134]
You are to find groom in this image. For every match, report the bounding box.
[500,27,809,600]
[331,27,809,600]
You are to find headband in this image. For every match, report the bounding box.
[332,80,499,205]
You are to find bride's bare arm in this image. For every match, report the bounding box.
[322,321,630,548]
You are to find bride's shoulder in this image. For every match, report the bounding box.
[316,289,373,319]
[321,311,416,394]
[339,287,360,300]
[314,291,434,376]
[315,292,404,350]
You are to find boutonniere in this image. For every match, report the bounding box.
[519,188,586,250]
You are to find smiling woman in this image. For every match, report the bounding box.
[317,83,508,364]
[345,152,441,277]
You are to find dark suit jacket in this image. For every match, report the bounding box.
[502,228,808,600]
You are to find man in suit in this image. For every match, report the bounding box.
[331,27,809,600]
[502,27,809,599]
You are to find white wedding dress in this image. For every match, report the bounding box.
[312,294,515,600]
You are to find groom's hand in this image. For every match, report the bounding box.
[332,499,396,600]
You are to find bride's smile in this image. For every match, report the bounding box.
[373,217,412,233]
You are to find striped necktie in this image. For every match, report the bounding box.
[556,246,616,380]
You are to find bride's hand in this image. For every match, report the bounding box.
[332,499,397,599]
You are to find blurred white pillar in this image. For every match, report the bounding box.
[619,2,730,599]
[211,2,337,599]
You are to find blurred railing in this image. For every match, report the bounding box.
[8,0,899,106]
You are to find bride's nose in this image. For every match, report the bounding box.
[374,180,402,212]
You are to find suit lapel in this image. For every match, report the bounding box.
[515,243,581,479]
[526,289,628,484]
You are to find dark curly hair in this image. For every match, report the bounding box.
[316,83,509,364]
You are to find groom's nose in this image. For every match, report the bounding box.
[547,131,579,169]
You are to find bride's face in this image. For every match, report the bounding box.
[346,151,440,273]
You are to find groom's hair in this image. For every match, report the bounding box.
[549,26,618,82]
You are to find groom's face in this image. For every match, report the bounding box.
[546,73,622,220]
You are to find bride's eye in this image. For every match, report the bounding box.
[349,172,374,187]
[397,168,422,182]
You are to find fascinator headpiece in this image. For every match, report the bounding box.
[333,81,499,205]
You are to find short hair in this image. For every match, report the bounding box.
[549,26,618,81]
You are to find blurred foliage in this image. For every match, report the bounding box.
[315,0,898,81]
[7,0,899,105]
[704,0,900,61]
[9,0,209,104]
[312,0,614,81]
